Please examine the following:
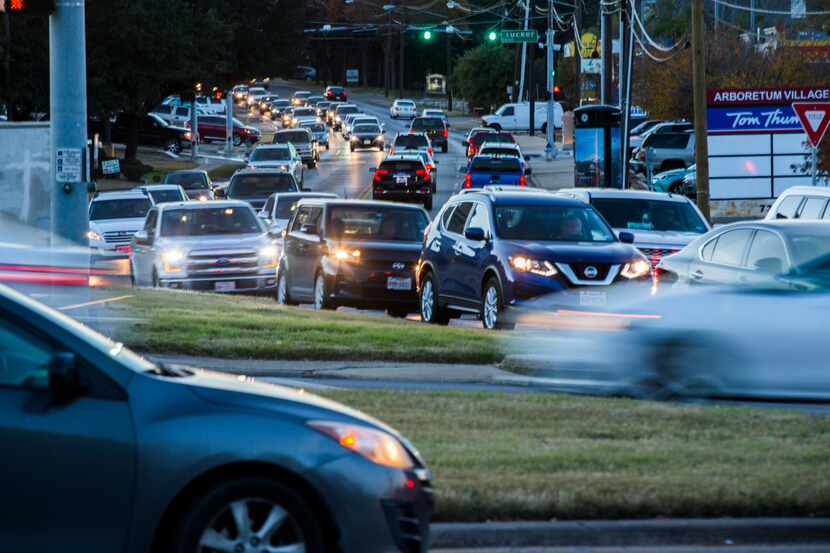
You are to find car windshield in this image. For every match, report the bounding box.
[294,108,316,117]
[480,147,520,158]
[380,160,422,172]
[165,173,208,190]
[337,106,358,115]
[160,207,262,236]
[397,101,415,107]
[147,190,183,204]
[250,148,291,161]
[494,205,617,242]
[89,198,152,220]
[328,207,428,242]
[471,157,522,173]
[229,174,298,197]
[354,125,381,134]
[395,135,428,149]
[412,118,443,130]
[274,132,309,144]
[591,198,709,233]
[303,123,326,133]
[473,133,512,146]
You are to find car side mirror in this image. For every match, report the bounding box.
[258,212,268,219]
[134,230,150,245]
[434,159,439,165]
[525,167,533,175]
[458,165,468,174]
[49,352,84,404]
[214,188,226,198]
[464,227,487,241]
[755,257,784,275]
[619,231,635,244]
[300,223,318,235]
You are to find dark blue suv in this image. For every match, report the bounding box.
[417,190,652,329]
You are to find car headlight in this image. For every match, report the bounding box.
[86,230,103,242]
[621,258,651,279]
[509,256,558,277]
[335,116,341,122]
[350,135,358,142]
[334,248,361,261]
[259,245,278,269]
[162,249,185,273]
[198,194,208,202]
[377,135,384,142]
[308,421,414,469]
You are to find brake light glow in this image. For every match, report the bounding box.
[428,147,433,157]
[519,175,526,187]
[416,169,430,182]
[464,174,472,188]
[373,168,390,183]
[443,127,448,138]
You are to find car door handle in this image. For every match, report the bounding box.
[452,244,463,255]
[690,270,704,281]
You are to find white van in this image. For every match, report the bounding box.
[481,101,563,132]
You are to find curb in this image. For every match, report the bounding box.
[430,518,830,548]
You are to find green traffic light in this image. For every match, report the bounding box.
[487,31,498,42]
[423,30,432,40]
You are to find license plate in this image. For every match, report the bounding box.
[364,140,371,145]
[579,290,607,307]
[387,277,412,291]
[115,244,132,254]
[395,175,408,184]
[215,281,236,292]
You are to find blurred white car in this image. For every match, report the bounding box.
[88,191,154,254]
[390,99,416,119]
[422,108,448,126]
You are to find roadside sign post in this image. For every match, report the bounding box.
[500,29,539,44]
[545,25,557,161]
[792,102,830,186]
[225,93,233,156]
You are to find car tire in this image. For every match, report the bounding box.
[307,160,316,169]
[481,277,514,331]
[276,270,298,306]
[164,476,326,553]
[326,144,330,151]
[419,271,450,325]
[442,143,448,153]
[165,140,181,155]
[424,196,433,210]
[541,122,547,135]
[129,261,137,287]
[387,308,410,319]
[313,273,335,310]
[232,135,242,147]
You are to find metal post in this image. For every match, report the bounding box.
[446,27,453,112]
[621,9,634,189]
[385,11,392,97]
[749,0,756,40]
[544,6,556,160]
[692,0,711,220]
[528,0,536,136]
[190,95,198,161]
[225,93,234,155]
[399,6,405,98]
[518,0,530,101]
[812,146,818,186]
[601,4,613,104]
[618,5,625,106]
[50,0,90,245]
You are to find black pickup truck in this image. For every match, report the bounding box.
[89,113,189,154]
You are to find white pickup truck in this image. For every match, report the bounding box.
[481,101,563,132]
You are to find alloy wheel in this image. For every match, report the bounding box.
[483,285,499,330]
[313,275,325,310]
[276,274,288,305]
[198,497,306,553]
[420,279,434,321]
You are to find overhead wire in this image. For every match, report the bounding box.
[627,0,688,52]
[710,0,830,16]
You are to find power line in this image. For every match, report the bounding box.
[627,0,688,53]
[710,0,830,16]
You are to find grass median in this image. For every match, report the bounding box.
[113,289,502,363]
[323,389,830,522]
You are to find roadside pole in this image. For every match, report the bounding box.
[600,3,613,104]
[813,147,818,186]
[544,0,556,160]
[621,3,634,189]
[190,96,198,161]
[225,93,233,156]
[446,25,453,112]
[399,7,405,98]
[518,0,529,101]
[50,0,90,245]
[528,0,536,136]
[691,0,711,220]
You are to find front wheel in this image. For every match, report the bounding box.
[313,273,335,310]
[481,278,514,330]
[419,272,450,325]
[276,270,298,306]
[164,477,326,553]
[232,134,242,147]
[165,140,181,155]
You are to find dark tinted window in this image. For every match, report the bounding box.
[273,131,310,144]
[328,87,344,93]
[500,106,515,116]
[797,197,827,219]
[165,172,209,190]
[302,123,326,133]
[774,195,802,219]
[175,107,189,116]
[441,205,456,228]
[470,157,522,173]
[161,207,262,237]
[354,125,381,134]
[250,147,291,161]
[328,206,428,242]
[90,198,152,220]
[447,202,473,234]
[293,108,316,117]
[148,189,184,204]
[379,160,423,173]
[494,205,616,242]
[411,118,444,130]
[336,106,359,115]
[710,229,753,266]
[746,231,787,269]
[643,132,691,149]
[479,147,520,158]
[472,133,513,146]
[394,135,428,149]
[590,198,708,233]
[229,174,298,197]
[153,105,173,114]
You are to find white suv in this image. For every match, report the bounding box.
[87,190,154,253]
[765,186,830,221]
[390,99,416,119]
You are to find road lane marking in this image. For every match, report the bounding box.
[59,294,133,312]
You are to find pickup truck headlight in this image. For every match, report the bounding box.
[259,245,278,269]
[86,230,103,243]
[162,249,185,273]
[621,258,651,279]
[509,256,558,277]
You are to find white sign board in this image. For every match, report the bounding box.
[346,69,359,84]
[102,159,121,175]
[56,148,83,183]
[0,123,51,228]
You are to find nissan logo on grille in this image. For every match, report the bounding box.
[583,266,598,279]
[392,262,406,270]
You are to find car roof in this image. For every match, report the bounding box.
[232,168,293,177]
[456,190,585,207]
[479,142,521,150]
[136,184,182,191]
[166,169,208,177]
[156,200,253,211]
[295,198,426,211]
[775,186,830,198]
[557,187,695,203]
[716,220,830,236]
[256,141,295,146]
[92,190,150,201]
[268,192,338,201]
[383,154,425,162]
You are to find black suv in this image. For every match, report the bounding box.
[89,114,188,155]
[409,117,448,153]
[371,154,434,210]
[276,199,430,317]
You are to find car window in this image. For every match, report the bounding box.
[0,318,53,390]
[773,195,802,219]
[273,132,310,144]
[796,197,827,220]
[441,205,456,229]
[144,209,157,232]
[643,132,691,149]
[250,147,291,161]
[327,206,428,242]
[379,160,422,172]
[354,125,381,134]
[161,206,263,237]
[89,198,152,220]
[411,118,443,130]
[465,203,492,234]
[700,238,717,261]
[746,230,787,270]
[175,107,189,117]
[166,172,208,190]
[394,135,428,149]
[590,198,708,233]
[229,174,298,197]
[153,105,173,115]
[293,206,322,235]
[480,147,520,158]
[264,196,275,216]
[710,229,753,266]
[472,133,513,146]
[500,106,515,116]
[447,202,473,234]
[148,189,185,204]
[470,157,522,173]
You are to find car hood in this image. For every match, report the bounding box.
[612,228,703,249]
[183,368,406,441]
[503,240,639,264]
[353,132,381,138]
[155,233,269,251]
[248,161,291,168]
[90,219,146,233]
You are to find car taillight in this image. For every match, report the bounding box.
[428,147,433,157]
[416,169,430,182]
[408,128,413,134]
[519,175,526,187]
[469,145,477,156]
[373,169,390,182]
[464,174,472,188]
[443,127,448,138]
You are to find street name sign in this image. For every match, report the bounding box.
[501,29,538,44]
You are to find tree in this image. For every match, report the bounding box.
[451,44,513,112]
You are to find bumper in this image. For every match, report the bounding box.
[310,454,432,553]
[351,139,383,149]
[372,189,431,203]
[326,267,420,309]
[158,274,277,293]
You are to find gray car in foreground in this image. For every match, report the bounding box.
[0,284,433,553]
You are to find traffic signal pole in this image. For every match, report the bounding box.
[691,0,711,220]
[528,0,535,136]
[544,0,556,160]
[50,0,89,245]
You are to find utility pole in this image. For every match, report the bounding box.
[621,3,634,188]
[50,0,90,245]
[750,0,756,40]
[618,3,626,106]
[600,2,613,103]
[445,26,453,111]
[544,0,556,159]
[399,5,405,98]
[692,0,711,220]
[528,0,536,136]
[384,10,392,97]
[574,3,582,107]
[518,0,530,100]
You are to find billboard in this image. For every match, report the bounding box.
[0,123,51,229]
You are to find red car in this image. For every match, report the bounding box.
[465,130,516,159]
[325,86,348,102]
[185,115,261,146]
